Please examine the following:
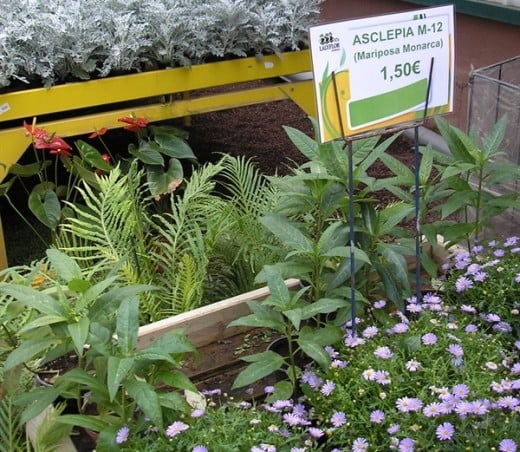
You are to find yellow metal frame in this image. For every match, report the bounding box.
[0,50,316,268]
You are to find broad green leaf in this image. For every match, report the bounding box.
[228,309,285,333]
[266,380,294,403]
[116,297,139,354]
[130,140,164,165]
[8,161,50,177]
[482,114,507,159]
[29,189,61,230]
[19,386,64,424]
[68,317,90,355]
[75,140,111,170]
[261,213,313,254]
[283,125,321,161]
[19,314,68,333]
[300,298,347,319]
[55,368,108,395]
[57,414,111,433]
[68,278,91,293]
[146,158,183,197]
[141,329,196,356]
[4,338,56,371]
[373,262,402,309]
[296,337,330,371]
[379,152,414,181]
[107,356,135,401]
[317,222,348,254]
[441,191,476,219]
[46,249,82,282]
[232,351,285,389]
[156,369,198,393]
[125,378,163,428]
[0,284,65,316]
[283,308,303,330]
[153,133,196,160]
[263,267,291,305]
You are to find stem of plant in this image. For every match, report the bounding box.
[5,194,48,247]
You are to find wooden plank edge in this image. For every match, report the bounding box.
[137,279,301,349]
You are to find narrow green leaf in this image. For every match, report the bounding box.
[116,297,139,354]
[5,338,55,371]
[124,378,163,428]
[67,317,89,355]
[232,351,285,389]
[107,356,135,402]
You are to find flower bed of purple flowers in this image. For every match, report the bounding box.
[112,239,519,451]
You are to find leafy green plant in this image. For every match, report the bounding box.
[0,249,198,450]
[434,115,520,248]
[57,154,278,321]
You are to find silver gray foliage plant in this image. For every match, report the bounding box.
[0,0,323,88]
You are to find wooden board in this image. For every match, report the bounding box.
[137,279,301,350]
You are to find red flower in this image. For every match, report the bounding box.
[23,121,73,157]
[118,115,149,132]
[88,127,108,139]
[101,153,111,164]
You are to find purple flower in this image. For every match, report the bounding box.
[515,273,520,283]
[448,343,464,357]
[331,411,347,427]
[452,384,469,399]
[497,396,520,409]
[423,402,443,417]
[392,322,409,334]
[374,370,391,385]
[422,333,437,345]
[471,399,490,415]
[369,409,385,423]
[374,299,386,309]
[396,397,422,412]
[191,408,205,418]
[494,248,505,257]
[283,412,304,426]
[455,401,473,418]
[399,437,415,452]
[465,323,478,333]
[461,304,476,313]
[436,422,455,441]
[331,359,347,368]
[320,380,336,396]
[374,346,393,359]
[455,276,473,292]
[499,439,517,452]
[116,425,129,444]
[405,359,421,372]
[474,271,487,282]
[362,326,379,338]
[192,447,208,452]
[387,424,400,435]
[505,236,519,246]
[264,385,275,394]
[352,437,369,451]
[166,421,189,438]
[308,427,324,439]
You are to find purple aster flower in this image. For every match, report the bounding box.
[166,421,189,438]
[465,323,478,333]
[264,385,275,394]
[405,359,421,372]
[331,411,347,427]
[321,380,336,396]
[461,304,476,313]
[456,276,473,292]
[374,346,393,359]
[436,422,455,441]
[486,361,499,370]
[362,326,379,338]
[399,437,415,452]
[471,399,490,415]
[489,240,497,247]
[515,274,520,283]
[283,412,304,426]
[406,303,422,313]
[499,439,517,452]
[369,409,385,423]
[201,388,221,396]
[272,400,293,410]
[498,396,520,409]
[191,408,205,418]
[505,236,519,246]
[309,427,324,439]
[448,344,464,357]
[423,402,443,417]
[511,363,520,374]
[486,313,501,323]
[455,401,473,418]
[292,403,307,417]
[116,425,129,444]
[396,397,422,412]
[392,322,409,334]
[344,335,366,348]
[472,244,484,253]
[374,370,391,385]
[352,437,369,451]
[192,447,208,452]
[474,271,487,282]
[452,384,469,399]
[424,292,442,304]
[387,424,400,435]
[494,248,505,257]
[374,299,386,309]
[466,263,481,275]
[422,333,437,345]
[331,359,347,368]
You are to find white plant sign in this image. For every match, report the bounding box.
[309,5,455,142]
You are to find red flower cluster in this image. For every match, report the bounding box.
[23,121,73,157]
[118,115,149,132]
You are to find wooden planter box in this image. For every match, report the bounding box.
[26,278,301,450]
